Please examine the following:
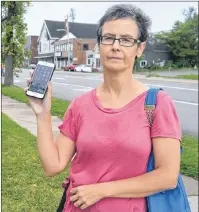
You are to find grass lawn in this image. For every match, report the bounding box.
[181,136,198,179]
[2,113,70,212]
[148,73,198,80]
[136,67,196,72]
[176,74,198,80]
[2,85,70,119]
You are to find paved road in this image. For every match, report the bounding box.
[11,70,198,137]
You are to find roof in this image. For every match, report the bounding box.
[145,41,171,52]
[45,20,65,38]
[153,43,171,52]
[44,20,97,39]
[69,22,97,39]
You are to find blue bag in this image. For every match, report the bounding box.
[145,88,191,212]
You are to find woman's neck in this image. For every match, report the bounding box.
[102,69,134,98]
[96,68,148,109]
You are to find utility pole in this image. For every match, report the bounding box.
[69,8,76,22]
[64,14,70,66]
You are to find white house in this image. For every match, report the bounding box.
[35,20,66,63]
[86,43,101,70]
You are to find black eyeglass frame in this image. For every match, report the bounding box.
[98,36,141,47]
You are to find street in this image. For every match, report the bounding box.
[13,70,198,137]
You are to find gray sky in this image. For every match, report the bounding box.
[24,2,198,36]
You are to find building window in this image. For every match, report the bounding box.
[83,44,89,51]
[88,54,93,58]
[63,45,65,51]
[140,60,147,68]
[88,59,90,65]
[65,44,67,50]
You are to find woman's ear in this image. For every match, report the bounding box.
[136,42,146,58]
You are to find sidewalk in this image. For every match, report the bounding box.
[2,95,198,211]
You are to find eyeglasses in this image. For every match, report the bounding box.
[99,36,141,47]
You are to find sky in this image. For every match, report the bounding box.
[24,1,198,36]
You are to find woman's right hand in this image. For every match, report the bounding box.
[24,69,52,116]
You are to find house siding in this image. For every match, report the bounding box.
[39,24,54,54]
[144,50,172,65]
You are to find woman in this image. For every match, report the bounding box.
[25,4,181,212]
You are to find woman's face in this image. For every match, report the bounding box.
[99,18,146,73]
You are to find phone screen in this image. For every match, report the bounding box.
[29,64,54,94]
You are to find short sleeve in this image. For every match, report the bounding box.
[58,99,78,142]
[151,91,182,141]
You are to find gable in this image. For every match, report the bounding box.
[37,21,52,42]
[45,20,66,38]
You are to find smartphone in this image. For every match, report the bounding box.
[26,61,55,99]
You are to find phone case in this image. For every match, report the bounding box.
[26,63,55,99]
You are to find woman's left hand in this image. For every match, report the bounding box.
[70,184,105,209]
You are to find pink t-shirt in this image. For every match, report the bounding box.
[58,89,181,212]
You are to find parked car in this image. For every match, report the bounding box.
[63,64,77,71]
[75,64,92,73]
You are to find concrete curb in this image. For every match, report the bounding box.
[188,196,198,212]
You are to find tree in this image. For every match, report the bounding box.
[1,1,30,86]
[155,7,198,68]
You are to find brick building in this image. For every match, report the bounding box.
[24,35,39,65]
[54,22,97,68]
[54,35,96,68]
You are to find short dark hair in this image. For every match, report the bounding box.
[97,4,151,44]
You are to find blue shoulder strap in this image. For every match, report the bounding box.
[144,88,163,128]
[145,87,163,108]
[145,87,183,155]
